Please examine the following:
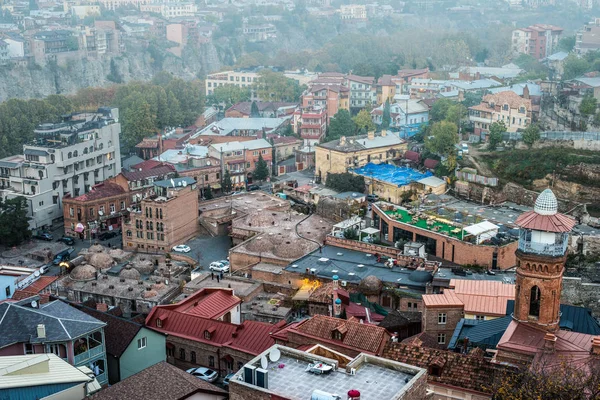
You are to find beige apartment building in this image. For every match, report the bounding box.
[122,177,199,253]
[315,130,406,180]
[205,70,260,99]
[469,90,532,139]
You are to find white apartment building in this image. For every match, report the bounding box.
[0,108,121,230]
[205,69,260,99]
[140,2,197,18]
[340,4,367,20]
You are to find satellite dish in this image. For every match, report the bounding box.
[30,300,38,308]
[260,355,268,369]
[34,271,40,277]
[98,210,104,216]
[182,180,187,187]
[206,161,211,166]
[269,348,281,362]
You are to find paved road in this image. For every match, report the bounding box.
[183,235,232,267]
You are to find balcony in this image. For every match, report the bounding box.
[73,331,104,364]
[518,231,568,257]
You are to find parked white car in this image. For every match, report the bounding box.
[209,261,230,273]
[172,244,191,253]
[186,367,218,383]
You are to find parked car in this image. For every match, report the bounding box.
[172,244,191,253]
[219,259,230,267]
[461,143,469,155]
[366,194,379,203]
[209,261,230,273]
[186,367,218,383]
[57,236,75,245]
[52,249,72,265]
[39,264,51,274]
[247,184,260,191]
[98,231,117,240]
[223,372,235,387]
[34,232,53,241]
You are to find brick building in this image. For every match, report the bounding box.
[134,128,194,160]
[121,177,199,253]
[63,182,130,239]
[111,164,176,205]
[145,289,282,378]
[208,139,272,190]
[512,24,563,60]
[468,91,532,139]
[294,106,327,145]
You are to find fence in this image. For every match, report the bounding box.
[503,131,600,142]
[456,169,498,187]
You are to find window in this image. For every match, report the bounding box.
[332,330,343,341]
[204,331,211,340]
[156,319,162,328]
[179,348,185,360]
[110,204,115,213]
[137,337,147,349]
[99,205,104,214]
[5,286,10,297]
[226,359,233,370]
[238,361,244,370]
[89,208,95,217]
[437,333,446,345]
[167,346,174,357]
[475,315,485,321]
[209,356,215,367]
[438,313,447,324]
[121,201,125,210]
[529,286,541,317]
[191,351,196,363]
[25,343,34,354]
[126,230,132,238]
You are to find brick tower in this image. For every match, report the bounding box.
[513,189,576,332]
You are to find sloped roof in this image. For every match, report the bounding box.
[226,101,298,115]
[170,288,241,320]
[71,182,126,201]
[291,314,390,355]
[379,310,422,331]
[423,289,463,308]
[121,165,176,182]
[423,158,439,169]
[22,276,58,293]
[404,150,420,162]
[0,301,105,348]
[515,210,576,233]
[0,354,92,390]
[68,303,144,358]
[131,159,166,171]
[448,316,512,350]
[89,361,226,400]
[383,342,492,394]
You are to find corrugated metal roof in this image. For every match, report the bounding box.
[422,289,463,307]
[0,354,91,389]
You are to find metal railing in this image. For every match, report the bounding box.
[518,240,567,257]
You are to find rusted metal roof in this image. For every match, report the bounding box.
[515,210,576,233]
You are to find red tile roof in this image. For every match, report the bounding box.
[121,165,176,182]
[424,158,439,170]
[71,182,126,201]
[23,276,58,293]
[404,151,420,162]
[131,159,167,171]
[290,314,391,355]
[515,210,576,233]
[10,290,51,303]
[383,341,492,394]
[135,140,159,149]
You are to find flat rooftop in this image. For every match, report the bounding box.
[199,192,290,216]
[235,346,424,400]
[184,272,261,300]
[352,163,432,187]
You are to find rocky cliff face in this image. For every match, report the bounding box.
[0,42,221,102]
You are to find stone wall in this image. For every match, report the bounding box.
[562,277,600,316]
[422,306,464,340]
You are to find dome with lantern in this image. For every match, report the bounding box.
[515,189,576,233]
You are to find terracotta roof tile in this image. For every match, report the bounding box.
[383,342,493,394]
[131,159,166,171]
[177,289,241,319]
[423,289,464,308]
[71,182,126,201]
[22,276,58,293]
[291,314,391,355]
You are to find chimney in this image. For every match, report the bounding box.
[367,131,375,140]
[332,275,339,289]
[523,85,530,99]
[340,136,346,145]
[544,332,557,352]
[381,129,387,137]
[37,324,46,339]
[592,337,600,355]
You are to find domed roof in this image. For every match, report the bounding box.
[88,244,105,253]
[119,266,141,280]
[88,252,115,269]
[534,189,558,216]
[409,270,433,283]
[70,264,97,281]
[359,275,382,295]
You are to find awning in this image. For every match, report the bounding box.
[75,223,85,233]
[211,183,222,189]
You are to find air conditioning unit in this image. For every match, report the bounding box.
[244,365,256,385]
[255,368,268,389]
[341,281,347,287]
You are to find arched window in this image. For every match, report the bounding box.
[191,351,196,363]
[208,356,214,367]
[529,286,541,318]
[73,150,78,157]
[68,152,72,159]
[179,349,185,360]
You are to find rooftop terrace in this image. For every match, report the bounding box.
[352,163,431,187]
[234,345,426,400]
[384,208,464,240]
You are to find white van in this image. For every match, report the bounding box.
[461,143,469,154]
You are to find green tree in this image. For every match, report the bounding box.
[122,98,155,152]
[558,35,576,53]
[325,173,365,193]
[204,185,213,200]
[353,109,376,133]
[222,169,233,193]
[208,85,250,110]
[253,70,304,102]
[106,59,122,83]
[425,121,459,157]
[253,153,269,182]
[327,109,356,141]
[429,99,454,122]
[580,94,597,117]
[522,124,541,149]
[462,92,482,108]
[382,100,391,129]
[488,121,507,150]
[250,101,260,118]
[445,104,467,130]
[562,55,591,80]
[0,197,31,246]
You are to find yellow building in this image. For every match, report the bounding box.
[315,130,407,181]
[205,70,260,99]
